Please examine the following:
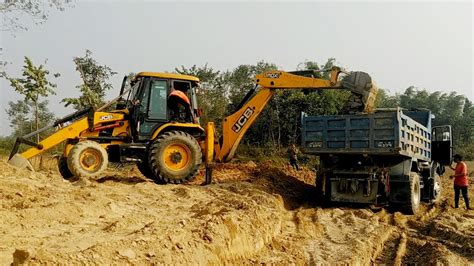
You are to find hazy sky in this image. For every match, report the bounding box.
[1,1,472,136]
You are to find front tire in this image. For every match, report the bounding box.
[67,141,109,178]
[148,131,202,184]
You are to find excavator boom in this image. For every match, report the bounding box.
[213,67,378,162]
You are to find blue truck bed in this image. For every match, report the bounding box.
[301,108,432,162]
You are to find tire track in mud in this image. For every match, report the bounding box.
[373,201,446,265]
[374,198,473,265]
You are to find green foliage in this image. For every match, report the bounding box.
[6,100,55,138]
[62,50,117,110]
[3,56,58,141]
[375,89,399,108]
[0,135,15,155]
[6,57,58,103]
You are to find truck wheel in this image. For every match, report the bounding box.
[58,157,74,180]
[431,174,442,203]
[403,172,421,215]
[67,140,109,178]
[148,131,202,184]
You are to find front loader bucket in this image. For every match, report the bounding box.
[8,153,34,171]
[341,71,378,114]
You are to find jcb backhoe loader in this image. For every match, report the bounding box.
[8,67,377,184]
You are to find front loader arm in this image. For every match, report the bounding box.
[19,117,90,160]
[8,110,127,168]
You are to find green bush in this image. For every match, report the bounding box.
[0,136,15,155]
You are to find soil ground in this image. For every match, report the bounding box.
[0,156,473,264]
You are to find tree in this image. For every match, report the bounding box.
[3,56,59,142]
[1,0,72,32]
[6,100,30,137]
[62,50,117,110]
[375,89,399,108]
[6,99,55,138]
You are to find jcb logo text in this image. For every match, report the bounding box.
[232,108,254,133]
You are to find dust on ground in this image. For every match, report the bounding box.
[0,158,473,264]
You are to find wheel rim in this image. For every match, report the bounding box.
[79,148,103,172]
[163,143,191,171]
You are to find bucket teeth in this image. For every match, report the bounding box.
[8,154,34,171]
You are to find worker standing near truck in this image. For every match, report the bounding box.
[450,154,470,210]
[288,144,300,171]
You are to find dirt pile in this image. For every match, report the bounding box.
[0,158,473,264]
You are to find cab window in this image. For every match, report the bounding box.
[148,79,168,120]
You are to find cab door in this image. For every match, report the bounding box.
[135,78,169,140]
[431,125,452,165]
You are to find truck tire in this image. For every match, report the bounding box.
[67,140,109,178]
[58,157,74,180]
[148,130,202,184]
[403,172,421,215]
[431,174,442,203]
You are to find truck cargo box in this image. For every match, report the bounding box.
[301,108,432,162]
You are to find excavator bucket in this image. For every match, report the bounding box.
[8,153,34,171]
[341,71,378,114]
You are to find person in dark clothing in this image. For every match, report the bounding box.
[168,89,193,122]
[450,154,470,210]
[287,144,300,171]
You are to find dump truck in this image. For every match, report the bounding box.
[301,108,452,214]
[8,67,378,185]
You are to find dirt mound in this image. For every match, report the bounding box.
[0,158,473,264]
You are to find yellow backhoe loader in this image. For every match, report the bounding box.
[8,67,377,184]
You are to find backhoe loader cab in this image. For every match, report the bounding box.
[123,72,201,140]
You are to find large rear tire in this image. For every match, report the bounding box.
[58,157,74,180]
[148,131,202,184]
[67,141,109,178]
[137,160,165,184]
[403,172,421,215]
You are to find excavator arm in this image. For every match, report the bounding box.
[211,67,378,163]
